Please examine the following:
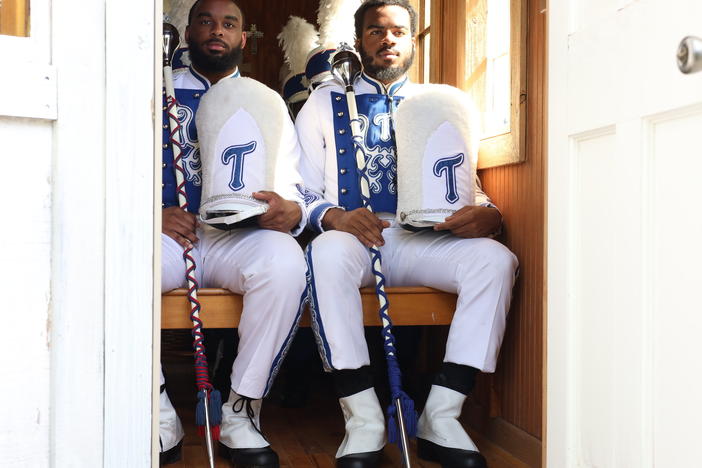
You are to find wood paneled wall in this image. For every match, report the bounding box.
[235,0,320,90]
[474,0,546,441]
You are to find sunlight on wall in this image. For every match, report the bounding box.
[484,0,510,138]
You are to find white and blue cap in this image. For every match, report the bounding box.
[395,84,480,229]
[305,46,336,88]
[282,72,309,103]
[196,77,290,229]
[305,0,362,89]
[277,16,318,102]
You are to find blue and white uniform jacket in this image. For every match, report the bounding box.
[162,66,307,235]
[295,73,495,232]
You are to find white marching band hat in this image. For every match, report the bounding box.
[277,16,319,104]
[305,0,362,89]
[395,85,480,229]
[196,77,289,229]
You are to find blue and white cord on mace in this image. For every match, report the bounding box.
[331,43,417,468]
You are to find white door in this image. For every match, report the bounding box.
[0,1,157,466]
[547,1,702,467]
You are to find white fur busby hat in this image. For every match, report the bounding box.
[196,77,290,229]
[395,85,480,229]
[305,0,362,89]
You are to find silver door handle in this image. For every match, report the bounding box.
[677,36,702,74]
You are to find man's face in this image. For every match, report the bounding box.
[356,5,415,84]
[185,0,246,73]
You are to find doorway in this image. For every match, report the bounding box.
[157,0,546,466]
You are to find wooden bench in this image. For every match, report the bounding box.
[161,287,457,328]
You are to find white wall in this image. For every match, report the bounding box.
[0,117,53,467]
[0,0,56,465]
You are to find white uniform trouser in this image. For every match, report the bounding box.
[159,366,184,452]
[306,225,518,373]
[162,226,307,398]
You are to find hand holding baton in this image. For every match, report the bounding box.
[163,22,220,468]
[331,43,417,468]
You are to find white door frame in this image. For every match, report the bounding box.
[50,0,106,465]
[52,0,159,466]
[102,1,160,466]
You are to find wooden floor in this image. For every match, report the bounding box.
[162,331,533,468]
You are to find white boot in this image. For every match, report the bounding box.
[219,390,279,467]
[336,388,385,466]
[417,385,486,468]
[159,386,184,465]
[417,385,477,449]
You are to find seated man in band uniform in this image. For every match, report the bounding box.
[159,1,307,466]
[294,1,518,466]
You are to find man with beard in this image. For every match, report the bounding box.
[294,1,517,466]
[160,0,308,466]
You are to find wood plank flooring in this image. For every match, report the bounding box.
[169,403,531,467]
[162,331,533,468]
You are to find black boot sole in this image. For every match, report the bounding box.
[417,438,487,468]
[218,441,280,468]
[159,440,183,466]
[336,449,383,468]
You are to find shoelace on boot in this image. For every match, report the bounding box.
[232,396,268,442]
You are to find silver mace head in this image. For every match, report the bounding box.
[331,42,362,89]
[163,22,180,67]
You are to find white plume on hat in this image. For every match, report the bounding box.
[277,16,319,75]
[317,0,362,49]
